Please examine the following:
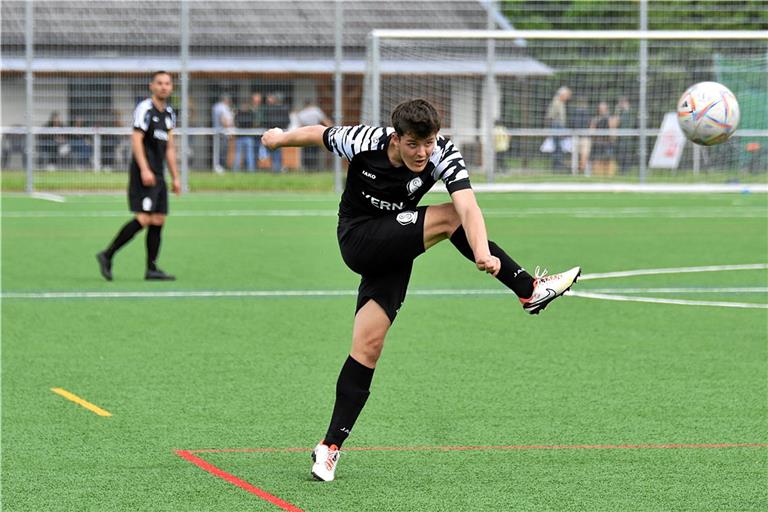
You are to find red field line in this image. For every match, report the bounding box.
[175,449,303,512]
[177,442,768,511]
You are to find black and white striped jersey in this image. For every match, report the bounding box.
[130,98,175,178]
[323,125,471,231]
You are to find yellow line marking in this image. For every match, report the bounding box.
[51,388,112,417]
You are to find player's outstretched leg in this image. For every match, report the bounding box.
[520,266,581,315]
[447,224,580,315]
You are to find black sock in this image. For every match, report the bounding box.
[449,226,535,298]
[146,225,162,271]
[323,355,375,448]
[105,219,143,259]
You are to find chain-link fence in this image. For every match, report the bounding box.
[365,30,768,183]
[2,1,767,192]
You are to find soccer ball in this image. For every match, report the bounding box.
[676,81,740,146]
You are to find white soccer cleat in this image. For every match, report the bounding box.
[520,266,581,315]
[311,442,340,482]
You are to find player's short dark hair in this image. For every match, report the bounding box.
[391,99,441,138]
[151,70,171,82]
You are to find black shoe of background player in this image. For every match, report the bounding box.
[96,251,113,281]
[145,268,176,281]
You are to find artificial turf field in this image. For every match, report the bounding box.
[2,191,767,511]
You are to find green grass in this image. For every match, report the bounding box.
[2,167,766,193]
[2,191,767,511]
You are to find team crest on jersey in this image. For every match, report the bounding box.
[406,176,423,195]
[396,211,418,226]
[165,117,173,130]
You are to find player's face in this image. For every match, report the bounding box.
[150,74,173,100]
[395,132,436,172]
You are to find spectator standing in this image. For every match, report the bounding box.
[233,101,256,172]
[250,93,267,164]
[590,101,617,176]
[295,100,333,170]
[263,93,290,172]
[614,96,635,174]
[569,97,592,173]
[493,119,510,173]
[40,111,66,170]
[1,127,26,169]
[544,86,571,172]
[211,95,234,173]
[70,116,93,168]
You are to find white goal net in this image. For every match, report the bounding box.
[363,30,768,189]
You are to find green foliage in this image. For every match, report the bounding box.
[501,0,768,30]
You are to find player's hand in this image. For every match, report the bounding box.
[476,255,501,277]
[172,177,181,195]
[261,127,284,150]
[141,170,156,187]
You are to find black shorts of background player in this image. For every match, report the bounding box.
[262,99,581,481]
[96,71,181,281]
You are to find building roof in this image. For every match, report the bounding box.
[1,0,551,76]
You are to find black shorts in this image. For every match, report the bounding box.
[128,178,168,214]
[338,206,428,323]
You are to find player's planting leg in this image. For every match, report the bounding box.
[313,300,388,482]
[97,218,145,281]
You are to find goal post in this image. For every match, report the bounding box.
[363,29,768,190]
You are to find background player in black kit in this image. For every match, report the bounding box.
[96,71,180,281]
[262,99,581,481]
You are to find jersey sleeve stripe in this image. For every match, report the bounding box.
[325,125,385,162]
[132,100,151,132]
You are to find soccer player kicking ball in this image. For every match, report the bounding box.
[261,99,580,482]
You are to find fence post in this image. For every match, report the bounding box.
[25,0,34,193]
[333,0,343,193]
[484,3,497,183]
[639,0,649,183]
[371,33,380,126]
[93,133,101,171]
[180,0,190,192]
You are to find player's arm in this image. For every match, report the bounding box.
[166,129,181,195]
[450,188,500,276]
[131,129,156,187]
[261,125,326,150]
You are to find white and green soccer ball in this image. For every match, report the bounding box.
[676,81,740,146]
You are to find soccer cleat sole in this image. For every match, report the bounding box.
[526,269,581,315]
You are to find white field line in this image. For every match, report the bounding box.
[0,289,505,299]
[29,192,66,203]
[579,264,768,281]
[3,286,766,301]
[568,291,768,309]
[2,206,767,219]
[587,287,768,294]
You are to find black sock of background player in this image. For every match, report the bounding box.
[104,219,143,259]
[323,355,375,448]
[146,225,162,271]
[449,226,535,298]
